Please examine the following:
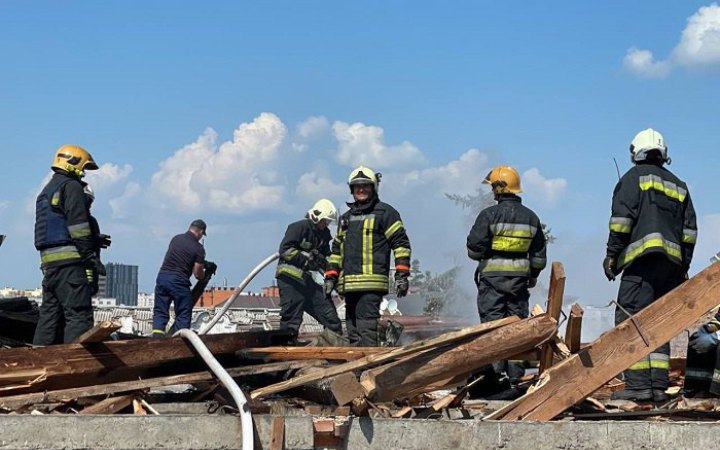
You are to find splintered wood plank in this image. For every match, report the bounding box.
[250,316,520,399]
[564,303,584,353]
[0,329,292,395]
[239,346,389,361]
[0,360,326,411]
[539,262,566,374]
[73,320,122,344]
[78,394,136,415]
[360,315,557,402]
[486,262,720,421]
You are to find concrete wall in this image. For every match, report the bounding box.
[2,414,720,450]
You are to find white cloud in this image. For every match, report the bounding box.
[521,167,568,207]
[402,149,490,195]
[296,172,347,200]
[297,116,330,139]
[623,47,672,78]
[150,112,288,213]
[85,163,133,190]
[108,182,141,219]
[332,121,426,169]
[624,3,720,77]
[673,3,720,66]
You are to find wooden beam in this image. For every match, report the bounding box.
[360,314,557,402]
[250,316,520,399]
[269,416,285,450]
[330,372,365,406]
[73,320,122,344]
[78,393,136,415]
[564,303,584,353]
[486,262,720,421]
[0,360,326,411]
[539,262,566,374]
[0,329,292,394]
[239,346,389,361]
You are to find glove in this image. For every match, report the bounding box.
[204,260,218,275]
[87,257,106,277]
[324,277,337,299]
[98,234,112,249]
[395,271,409,298]
[528,277,538,289]
[603,257,617,281]
[304,249,327,271]
[690,327,720,353]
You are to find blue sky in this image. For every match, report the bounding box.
[1,1,719,308]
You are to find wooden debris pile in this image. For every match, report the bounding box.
[0,260,719,426]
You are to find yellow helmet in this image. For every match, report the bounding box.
[52,144,98,177]
[483,165,522,194]
[348,165,380,192]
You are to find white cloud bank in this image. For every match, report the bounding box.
[624,3,720,77]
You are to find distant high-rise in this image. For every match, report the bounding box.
[104,263,139,306]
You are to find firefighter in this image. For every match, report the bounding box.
[466,165,547,398]
[152,219,215,337]
[605,128,697,402]
[276,199,343,339]
[684,304,720,397]
[83,185,112,296]
[324,166,411,346]
[34,144,103,345]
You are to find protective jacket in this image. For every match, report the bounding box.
[606,163,697,271]
[276,218,332,283]
[325,197,411,294]
[34,172,95,269]
[466,195,547,278]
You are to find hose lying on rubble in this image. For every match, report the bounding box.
[174,329,253,450]
[198,252,280,335]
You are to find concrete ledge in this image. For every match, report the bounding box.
[2,414,720,449]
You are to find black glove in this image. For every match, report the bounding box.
[603,257,617,281]
[89,257,106,277]
[305,249,327,271]
[204,260,218,277]
[98,234,112,249]
[324,277,337,299]
[528,277,538,289]
[395,271,409,298]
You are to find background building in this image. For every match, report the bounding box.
[102,263,139,306]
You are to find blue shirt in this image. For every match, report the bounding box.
[158,231,206,279]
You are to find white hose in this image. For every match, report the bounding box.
[198,252,280,335]
[174,329,254,450]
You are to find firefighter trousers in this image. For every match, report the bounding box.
[684,339,720,395]
[33,264,94,345]
[344,291,383,347]
[278,277,342,338]
[615,254,684,391]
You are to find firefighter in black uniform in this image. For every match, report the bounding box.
[604,128,697,402]
[34,145,104,345]
[466,165,547,397]
[324,166,411,347]
[276,199,343,339]
[684,302,720,397]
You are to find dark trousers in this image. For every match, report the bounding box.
[615,254,683,391]
[152,272,192,334]
[277,277,342,338]
[33,264,94,345]
[471,275,530,395]
[345,291,383,347]
[684,342,720,395]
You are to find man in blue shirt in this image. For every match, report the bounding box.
[152,219,215,337]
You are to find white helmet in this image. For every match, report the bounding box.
[630,128,670,164]
[348,165,381,193]
[308,199,338,224]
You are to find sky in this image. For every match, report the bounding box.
[1,1,719,309]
